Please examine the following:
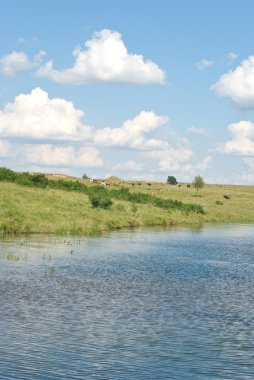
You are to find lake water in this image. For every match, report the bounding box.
[0,224,254,379]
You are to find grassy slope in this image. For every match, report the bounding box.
[1,180,253,236]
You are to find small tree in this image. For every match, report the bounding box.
[167,176,178,185]
[193,175,205,191]
[82,173,89,179]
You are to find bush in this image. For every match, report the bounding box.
[16,173,33,187]
[0,167,17,182]
[89,194,112,209]
[215,200,224,205]
[30,174,49,188]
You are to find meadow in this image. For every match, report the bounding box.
[0,170,253,236]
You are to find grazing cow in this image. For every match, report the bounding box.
[132,183,135,186]
[178,184,181,187]
[187,184,190,188]
[147,183,152,186]
[223,194,230,199]
[137,182,142,186]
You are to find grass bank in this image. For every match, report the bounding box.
[0,182,204,236]
[1,175,253,236]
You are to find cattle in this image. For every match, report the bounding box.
[178,184,181,187]
[223,194,230,199]
[147,183,152,186]
[187,184,191,188]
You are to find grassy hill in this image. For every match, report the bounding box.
[0,172,253,236]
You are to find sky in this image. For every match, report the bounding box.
[0,0,254,184]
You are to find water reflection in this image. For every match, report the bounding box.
[0,224,254,379]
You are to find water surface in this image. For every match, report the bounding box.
[0,224,254,379]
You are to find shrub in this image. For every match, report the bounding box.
[16,173,33,187]
[0,167,17,182]
[89,194,112,209]
[30,174,49,188]
[215,200,224,205]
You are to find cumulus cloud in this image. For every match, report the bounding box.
[0,50,45,76]
[187,127,207,136]
[23,145,103,167]
[212,56,254,108]
[196,59,214,70]
[216,121,254,156]
[37,29,165,85]
[94,111,168,150]
[0,87,92,141]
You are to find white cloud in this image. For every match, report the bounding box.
[196,59,214,70]
[187,127,207,136]
[216,121,254,156]
[0,139,11,157]
[212,56,254,108]
[144,147,193,172]
[94,111,168,150]
[37,29,165,85]
[23,145,103,168]
[112,160,143,171]
[0,87,92,141]
[0,50,45,76]
[221,52,238,66]
[196,155,212,170]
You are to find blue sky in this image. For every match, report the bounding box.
[1,0,254,183]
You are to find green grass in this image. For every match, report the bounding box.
[1,180,253,236]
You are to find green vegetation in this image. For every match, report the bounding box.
[89,193,113,209]
[167,176,178,185]
[193,175,205,191]
[0,167,253,236]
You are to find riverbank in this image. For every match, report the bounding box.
[1,179,253,236]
